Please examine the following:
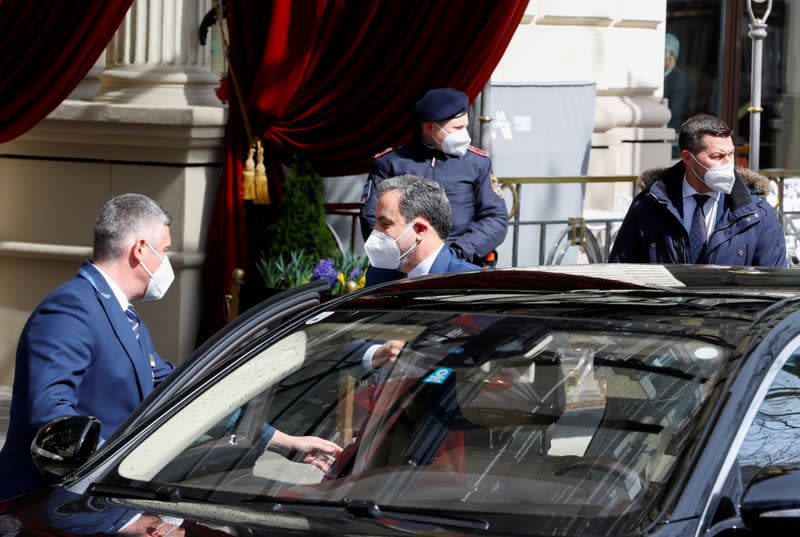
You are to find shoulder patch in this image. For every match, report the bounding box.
[373,147,395,159]
[490,173,504,198]
[467,145,488,157]
[360,180,372,203]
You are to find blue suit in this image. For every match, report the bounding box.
[365,246,480,286]
[0,261,174,501]
[359,143,508,264]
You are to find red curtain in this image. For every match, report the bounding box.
[0,0,133,143]
[198,0,527,340]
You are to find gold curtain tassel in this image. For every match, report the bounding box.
[242,143,256,201]
[254,139,271,205]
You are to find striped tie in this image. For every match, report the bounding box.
[125,305,140,339]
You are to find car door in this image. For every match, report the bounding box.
[694,316,800,537]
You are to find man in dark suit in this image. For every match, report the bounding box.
[364,174,479,287]
[361,175,479,369]
[0,193,176,501]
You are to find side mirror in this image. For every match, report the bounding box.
[31,416,101,479]
[741,466,800,536]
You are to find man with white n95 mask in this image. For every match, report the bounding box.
[364,174,480,286]
[0,193,177,501]
[610,113,786,267]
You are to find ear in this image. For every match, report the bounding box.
[412,217,430,238]
[130,238,148,265]
[679,149,693,168]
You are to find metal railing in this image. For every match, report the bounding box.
[759,169,800,212]
[499,176,637,266]
[761,170,800,266]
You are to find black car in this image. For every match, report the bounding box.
[4,265,800,537]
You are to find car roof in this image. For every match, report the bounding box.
[355,264,800,298]
[342,265,800,339]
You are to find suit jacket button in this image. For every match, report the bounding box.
[738,249,744,256]
[746,217,751,222]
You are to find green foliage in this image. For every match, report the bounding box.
[266,155,336,262]
[332,250,369,281]
[256,249,369,295]
[256,249,312,290]
[257,155,366,293]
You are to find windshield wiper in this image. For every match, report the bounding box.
[89,483,183,502]
[344,500,488,530]
[246,498,489,531]
[594,356,698,381]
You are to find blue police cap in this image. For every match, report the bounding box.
[414,88,468,122]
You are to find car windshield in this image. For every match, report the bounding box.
[115,308,737,536]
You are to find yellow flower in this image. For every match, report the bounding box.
[357,275,366,289]
[337,272,345,285]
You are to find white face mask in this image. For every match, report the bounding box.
[364,223,418,270]
[689,152,736,194]
[437,124,471,157]
[140,241,174,301]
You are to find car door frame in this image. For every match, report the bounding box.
[60,279,338,495]
[655,305,800,536]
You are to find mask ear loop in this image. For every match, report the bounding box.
[396,221,420,262]
[688,152,712,189]
[140,241,164,278]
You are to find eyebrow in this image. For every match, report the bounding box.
[708,147,735,156]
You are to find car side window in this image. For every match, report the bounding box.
[737,348,800,485]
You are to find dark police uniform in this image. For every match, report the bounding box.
[359,88,508,264]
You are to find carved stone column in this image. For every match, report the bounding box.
[95,0,219,107]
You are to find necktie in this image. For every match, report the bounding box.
[125,305,140,339]
[689,194,710,263]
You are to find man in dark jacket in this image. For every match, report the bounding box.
[610,114,785,267]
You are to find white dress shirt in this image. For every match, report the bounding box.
[92,263,130,312]
[406,244,444,278]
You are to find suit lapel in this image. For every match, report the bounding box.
[77,262,149,399]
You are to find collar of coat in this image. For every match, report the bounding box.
[638,160,770,212]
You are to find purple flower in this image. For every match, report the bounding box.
[312,258,334,279]
[312,258,339,288]
[349,267,362,280]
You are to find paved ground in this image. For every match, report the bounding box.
[0,385,10,449]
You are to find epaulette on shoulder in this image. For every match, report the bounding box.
[467,145,488,157]
[373,147,395,159]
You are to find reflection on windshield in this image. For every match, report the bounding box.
[125,311,732,536]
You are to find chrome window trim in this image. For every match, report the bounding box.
[695,333,800,536]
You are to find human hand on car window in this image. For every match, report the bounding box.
[371,340,406,368]
[268,430,343,473]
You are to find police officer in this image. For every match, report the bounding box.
[359,88,508,265]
